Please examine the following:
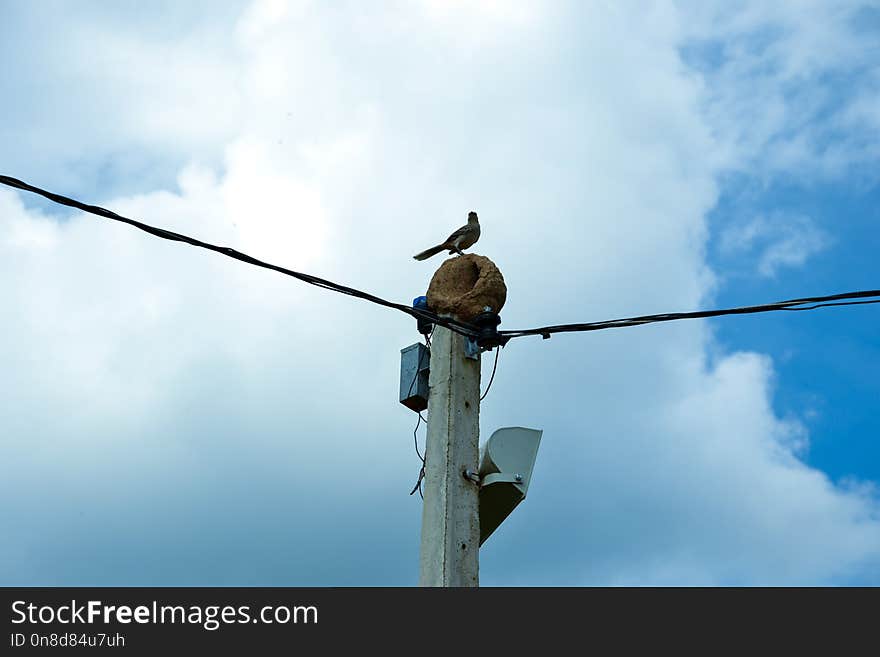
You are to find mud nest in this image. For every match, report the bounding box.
[426,254,507,322]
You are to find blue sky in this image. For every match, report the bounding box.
[1,0,879,586]
[710,178,880,484]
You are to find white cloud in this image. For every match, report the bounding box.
[0,2,246,194]
[419,0,541,34]
[720,213,831,277]
[680,0,880,181]
[1,0,879,586]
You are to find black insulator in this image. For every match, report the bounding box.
[472,311,508,349]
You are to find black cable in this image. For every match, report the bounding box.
[480,346,501,401]
[407,328,432,498]
[4,176,876,345]
[779,299,880,311]
[499,290,880,340]
[412,412,425,462]
[408,411,427,499]
[406,336,430,462]
[0,175,479,338]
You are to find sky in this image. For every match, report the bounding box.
[1,0,878,586]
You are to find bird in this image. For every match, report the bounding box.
[413,211,481,261]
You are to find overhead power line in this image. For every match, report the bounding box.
[497,290,880,339]
[2,174,877,343]
[0,174,478,337]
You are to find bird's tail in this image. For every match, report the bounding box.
[413,244,446,261]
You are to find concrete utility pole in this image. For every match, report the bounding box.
[418,323,481,587]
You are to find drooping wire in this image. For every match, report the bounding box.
[0,175,479,339]
[409,411,427,500]
[498,290,880,340]
[412,412,425,463]
[407,327,433,499]
[480,346,501,401]
[406,337,430,463]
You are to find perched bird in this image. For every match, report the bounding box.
[413,211,481,261]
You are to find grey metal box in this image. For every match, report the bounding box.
[399,343,430,412]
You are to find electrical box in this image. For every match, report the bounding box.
[399,343,430,412]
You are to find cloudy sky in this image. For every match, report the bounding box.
[2,0,879,586]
